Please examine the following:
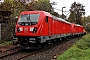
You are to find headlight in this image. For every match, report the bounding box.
[30,27,37,33]
[17,27,23,33]
[30,27,34,31]
[19,27,23,31]
[33,27,37,33]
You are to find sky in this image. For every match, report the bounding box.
[0,0,89,16]
[50,0,90,16]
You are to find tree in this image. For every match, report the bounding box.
[0,0,27,17]
[25,0,61,17]
[83,16,90,32]
[51,12,61,18]
[0,0,61,18]
[68,2,85,25]
[26,0,53,12]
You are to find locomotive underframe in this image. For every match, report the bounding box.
[13,32,85,49]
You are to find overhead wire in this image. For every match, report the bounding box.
[52,0,70,18]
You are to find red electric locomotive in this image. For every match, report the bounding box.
[13,11,85,49]
[74,24,85,36]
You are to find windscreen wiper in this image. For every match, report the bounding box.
[27,15,32,25]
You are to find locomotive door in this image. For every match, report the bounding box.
[47,16,52,36]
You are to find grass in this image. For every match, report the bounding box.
[0,40,12,46]
[57,34,90,60]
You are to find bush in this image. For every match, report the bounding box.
[76,34,90,50]
[57,34,90,60]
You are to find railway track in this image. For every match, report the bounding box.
[17,37,81,60]
[0,36,82,60]
[11,37,81,60]
[0,45,21,59]
[15,44,57,60]
[0,43,54,60]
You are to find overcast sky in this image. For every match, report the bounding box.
[50,0,90,16]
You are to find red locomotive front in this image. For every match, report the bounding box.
[16,12,40,36]
[13,11,52,49]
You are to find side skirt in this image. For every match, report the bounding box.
[39,34,72,43]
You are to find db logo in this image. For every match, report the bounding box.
[24,28,28,33]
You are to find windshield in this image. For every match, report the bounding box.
[18,14,40,25]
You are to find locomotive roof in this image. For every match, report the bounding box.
[75,24,83,27]
[51,15,71,24]
[42,11,72,24]
[72,23,83,27]
[20,11,71,24]
[20,11,51,15]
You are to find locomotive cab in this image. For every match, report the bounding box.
[13,11,51,49]
[17,14,39,34]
